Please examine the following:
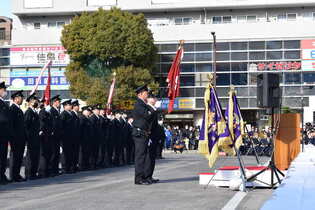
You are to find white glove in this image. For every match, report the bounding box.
[148,139,152,146]
[39,131,43,136]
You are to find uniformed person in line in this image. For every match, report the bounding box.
[106,112,115,167]
[71,99,80,172]
[98,108,108,168]
[146,92,160,183]
[0,81,12,185]
[9,90,26,182]
[49,95,62,176]
[60,99,75,173]
[120,111,129,166]
[126,115,135,165]
[112,111,123,166]
[89,105,101,170]
[78,106,92,171]
[131,85,154,185]
[38,97,53,178]
[24,93,40,180]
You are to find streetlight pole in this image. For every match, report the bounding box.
[211,32,216,89]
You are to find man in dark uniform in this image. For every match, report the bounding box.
[112,111,123,166]
[78,106,92,171]
[98,108,108,168]
[71,99,81,172]
[89,105,101,170]
[156,120,166,159]
[38,97,53,178]
[132,85,154,185]
[24,93,40,180]
[0,82,12,184]
[9,90,26,182]
[126,116,134,165]
[106,113,115,167]
[49,95,62,176]
[60,99,75,173]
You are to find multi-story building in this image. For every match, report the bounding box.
[0,16,11,86]
[6,0,315,126]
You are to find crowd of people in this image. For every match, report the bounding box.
[0,81,166,185]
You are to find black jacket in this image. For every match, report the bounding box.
[132,98,154,132]
[9,103,26,142]
[39,107,53,136]
[78,114,93,143]
[89,114,101,142]
[24,107,40,142]
[71,111,81,140]
[60,110,74,140]
[0,99,12,140]
[50,106,62,138]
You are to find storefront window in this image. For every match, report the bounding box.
[303,73,315,84]
[285,73,301,84]
[181,63,195,72]
[216,42,230,51]
[249,41,265,50]
[195,43,212,51]
[266,51,282,60]
[216,63,230,72]
[216,52,230,61]
[284,51,300,59]
[284,86,301,95]
[217,73,231,85]
[180,75,195,86]
[196,63,212,72]
[249,51,265,60]
[232,73,247,85]
[160,54,175,62]
[284,40,300,49]
[160,44,177,52]
[266,41,282,49]
[231,42,248,50]
[195,53,212,61]
[182,53,194,62]
[180,88,194,97]
[231,52,248,60]
[231,62,248,71]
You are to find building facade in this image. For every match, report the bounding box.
[5,0,315,125]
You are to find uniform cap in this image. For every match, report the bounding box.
[26,92,38,102]
[0,81,9,89]
[11,90,24,99]
[135,84,149,94]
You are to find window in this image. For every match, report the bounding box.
[180,75,195,86]
[0,28,5,40]
[0,48,9,56]
[285,73,301,84]
[249,51,265,60]
[0,58,9,66]
[34,22,41,29]
[196,43,212,51]
[266,51,282,60]
[313,12,315,21]
[161,64,172,73]
[303,73,315,84]
[183,43,194,52]
[231,52,248,60]
[212,16,222,24]
[196,63,212,72]
[231,42,248,50]
[247,16,257,23]
[216,42,230,51]
[217,73,231,85]
[284,51,300,59]
[249,41,265,50]
[284,86,301,95]
[223,16,232,24]
[195,53,212,61]
[277,14,287,21]
[231,62,248,71]
[48,22,56,28]
[180,88,194,97]
[267,41,282,49]
[160,54,175,62]
[237,16,246,23]
[216,52,230,61]
[181,64,195,72]
[284,40,300,49]
[182,53,194,62]
[232,73,248,85]
[287,13,297,21]
[174,17,192,25]
[216,63,230,72]
[160,44,177,52]
[57,22,65,28]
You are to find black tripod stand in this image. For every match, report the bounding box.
[246,108,285,188]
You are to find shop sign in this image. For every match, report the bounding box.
[159,98,195,110]
[249,62,301,71]
[10,46,70,66]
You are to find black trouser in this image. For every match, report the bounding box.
[90,140,99,169]
[97,141,106,167]
[107,140,114,166]
[62,137,74,173]
[133,134,150,183]
[38,135,53,177]
[79,140,90,170]
[146,139,158,179]
[156,140,164,158]
[72,138,80,171]
[9,140,26,180]
[113,140,122,166]
[25,137,40,179]
[0,139,8,180]
[50,136,60,174]
[126,140,135,164]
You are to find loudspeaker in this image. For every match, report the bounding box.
[257,73,281,108]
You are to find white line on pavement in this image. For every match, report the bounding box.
[4,160,199,210]
[222,191,247,210]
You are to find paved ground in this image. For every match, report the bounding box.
[0,152,272,210]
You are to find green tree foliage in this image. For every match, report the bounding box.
[61,8,158,106]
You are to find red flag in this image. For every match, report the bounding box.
[106,72,116,114]
[44,67,51,106]
[166,43,184,113]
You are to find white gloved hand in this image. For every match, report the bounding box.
[39,131,43,136]
[148,139,152,146]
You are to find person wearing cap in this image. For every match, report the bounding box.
[71,99,81,172]
[131,84,154,185]
[89,104,102,170]
[0,81,12,184]
[9,90,26,182]
[38,97,53,178]
[126,115,135,165]
[60,99,75,173]
[49,95,62,176]
[78,106,93,171]
[112,110,123,167]
[97,108,109,168]
[24,93,40,180]
[120,111,129,166]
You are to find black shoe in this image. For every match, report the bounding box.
[0,176,11,185]
[12,176,26,182]
[148,178,159,183]
[135,180,151,185]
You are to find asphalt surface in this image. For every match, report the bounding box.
[0,152,272,210]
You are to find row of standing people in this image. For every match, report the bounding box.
[0,81,151,184]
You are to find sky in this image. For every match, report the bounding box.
[0,0,12,18]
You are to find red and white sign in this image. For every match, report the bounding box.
[10,46,70,66]
[250,61,301,71]
[301,40,315,71]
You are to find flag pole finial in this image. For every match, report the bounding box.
[207,73,214,86]
[113,71,116,77]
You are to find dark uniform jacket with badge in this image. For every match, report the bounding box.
[0,98,12,140]
[50,106,62,138]
[9,103,26,142]
[24,107,40,142]
[39,107,53,136]
[132,98,154,133]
